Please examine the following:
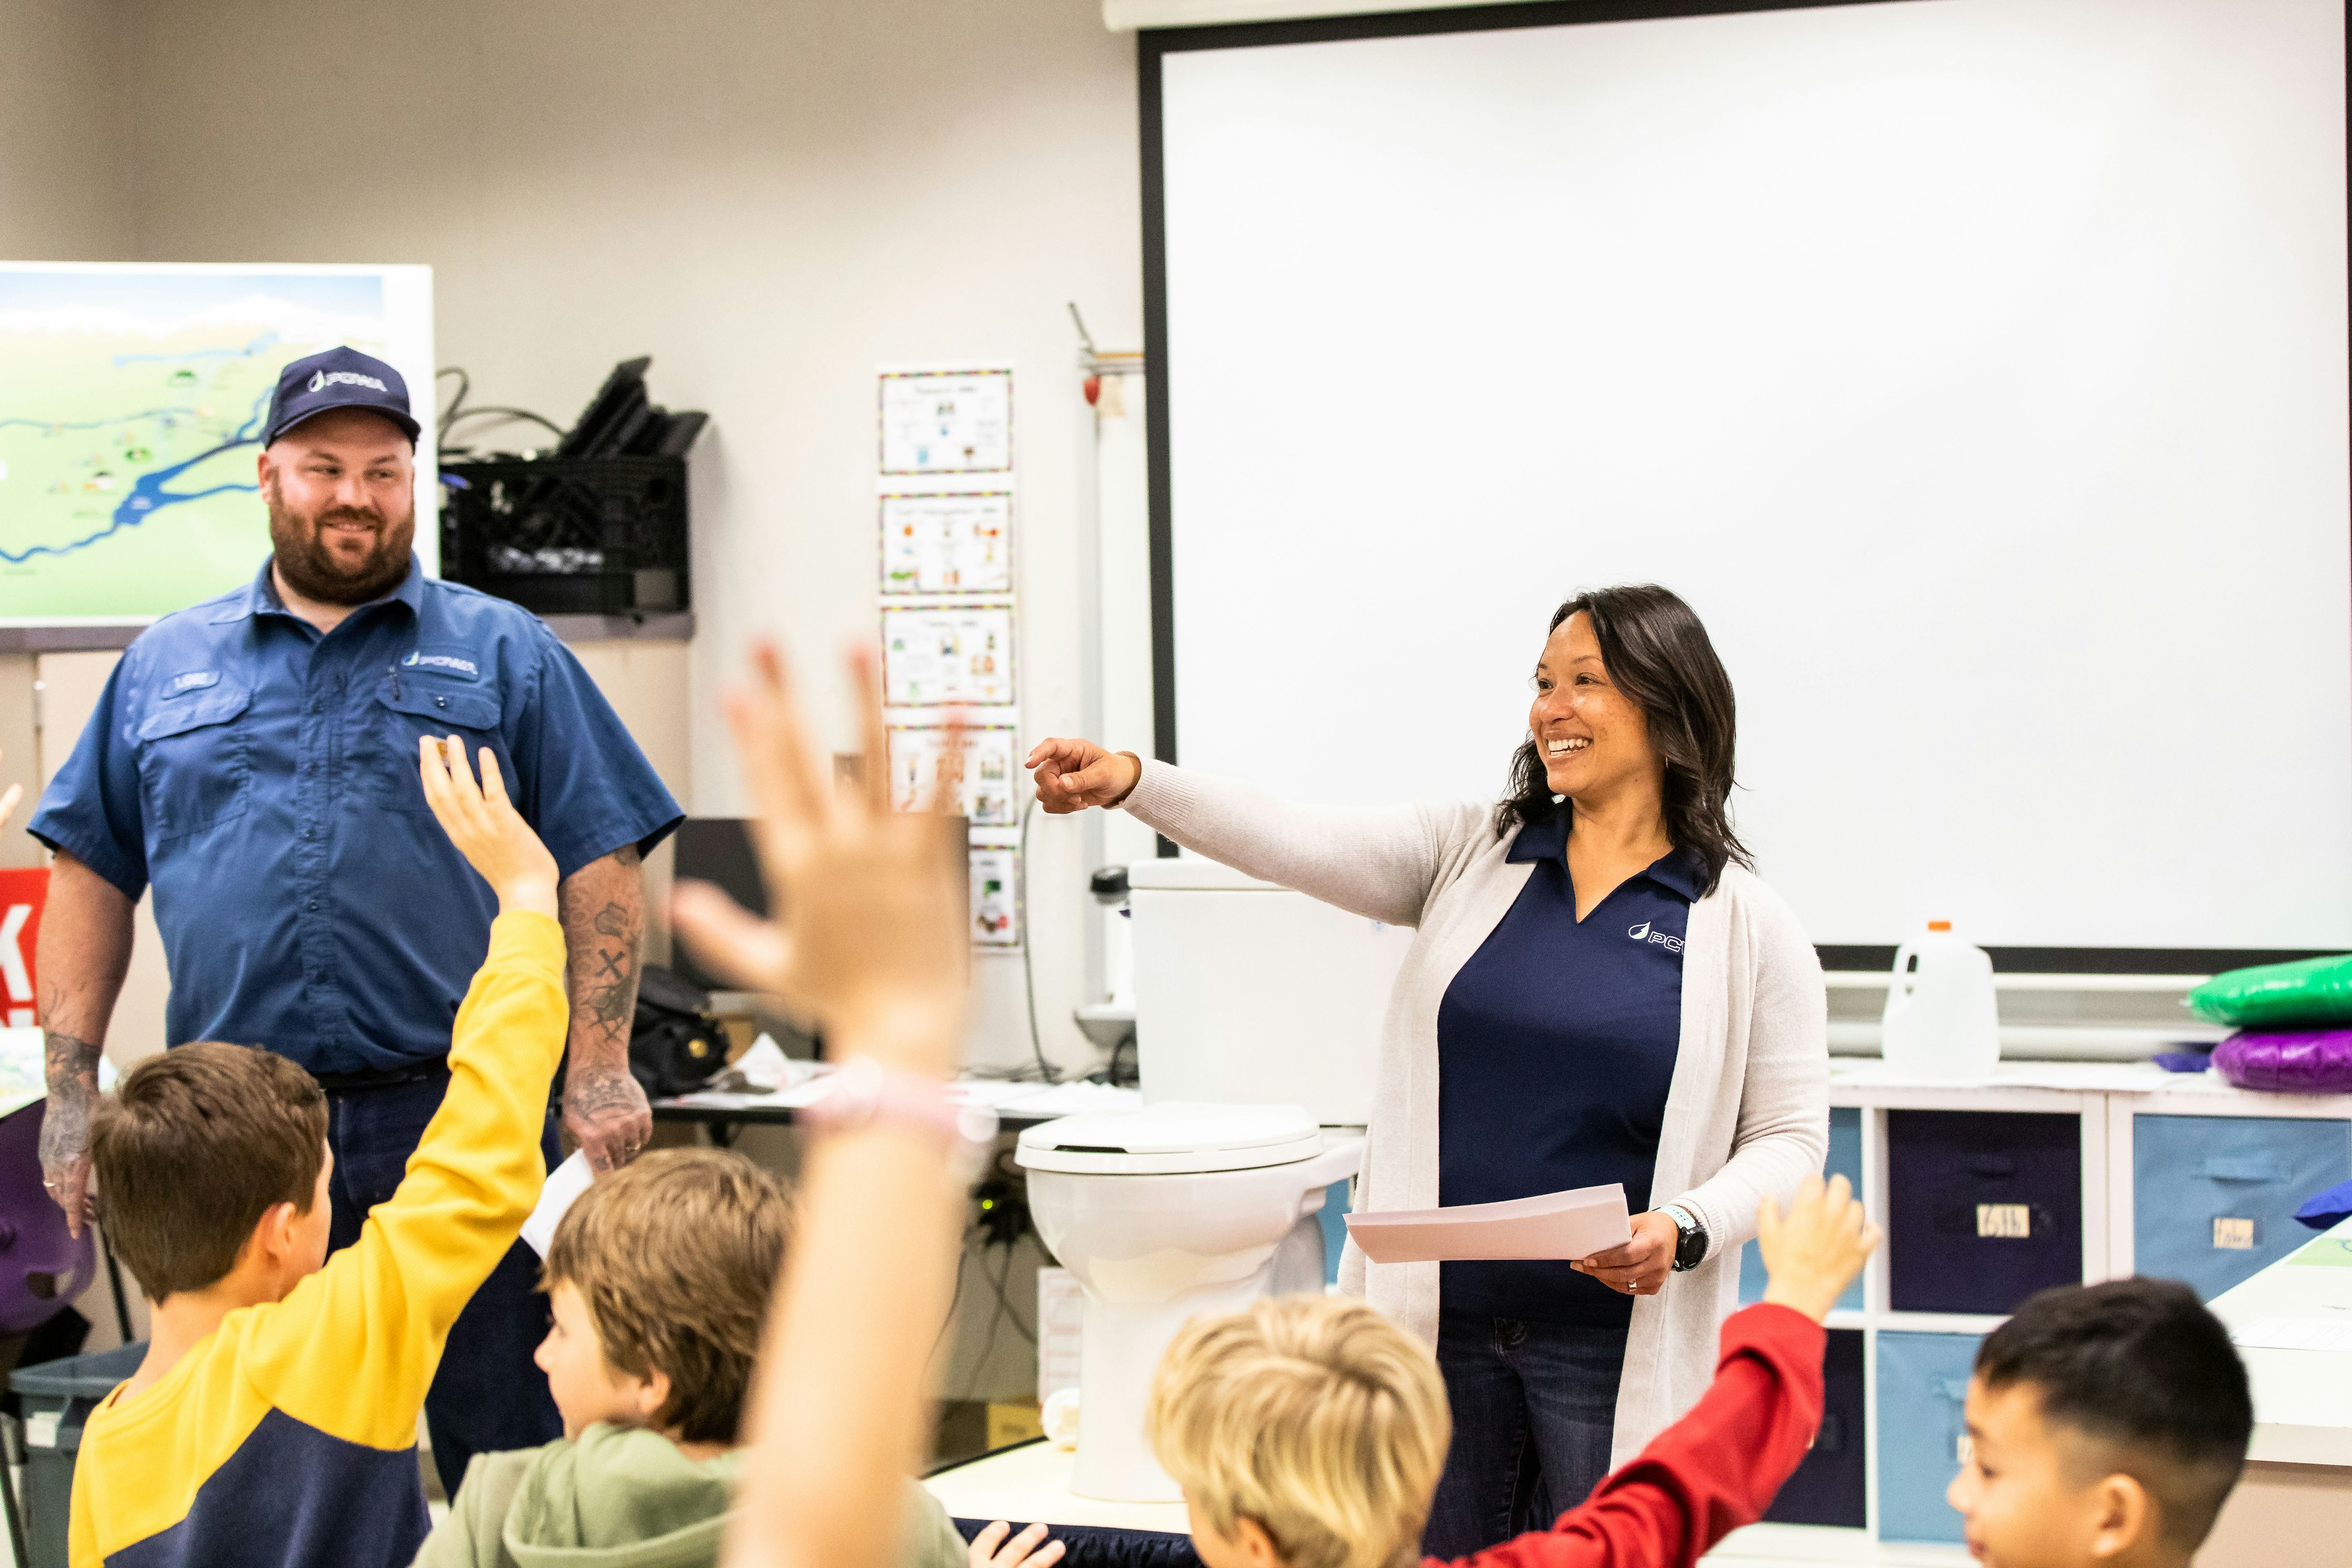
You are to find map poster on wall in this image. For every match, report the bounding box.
[888,723,1017,826]
[878,368,1012,475]
[970,842,1021,948]
[0,263,436,625]
[881,604,1016,707]
[880,491,1012,595]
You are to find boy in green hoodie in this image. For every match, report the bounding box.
[413,1147,968,1568]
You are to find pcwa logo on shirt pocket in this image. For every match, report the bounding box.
[1627,921,1684,953]
[401,649,480,679]
[167,669,220,695]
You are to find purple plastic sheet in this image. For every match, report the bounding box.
[2212,1030,2352,1095]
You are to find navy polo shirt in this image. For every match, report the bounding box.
[28,558,682,1077]
[1436,813,1699,1327]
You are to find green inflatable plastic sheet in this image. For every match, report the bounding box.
[2188,954,2352,1028]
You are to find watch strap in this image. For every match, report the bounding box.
[1662,1203,1709,1272]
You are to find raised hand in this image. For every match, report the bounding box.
[1757,1174,1882,1324]
[418,736,560,919]
[1023,737,1140,815]
[671,642,967,1079]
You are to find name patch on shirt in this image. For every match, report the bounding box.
[401,649,480,680]
[167,669,220,695]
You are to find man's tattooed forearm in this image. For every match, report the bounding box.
[42,1028,101,1093]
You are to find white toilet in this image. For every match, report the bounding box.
[1014,860,1414,1502]
[1018,1104,1363,1501]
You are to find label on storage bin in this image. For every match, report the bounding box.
[24,1412,57,1449]
[1976,1203,2031,1239]
[2214,1217,2258,1251]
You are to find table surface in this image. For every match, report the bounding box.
[2207,1216,2352,1466]
[923,1441,1189,1534]
[652,1076,1142,1128]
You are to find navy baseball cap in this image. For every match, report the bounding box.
[262,346,421,447]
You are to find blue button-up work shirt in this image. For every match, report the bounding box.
[1436,813,1699,1327]
[29,560,682,1077]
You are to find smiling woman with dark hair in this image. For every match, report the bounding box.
[1027,583,1827,1558]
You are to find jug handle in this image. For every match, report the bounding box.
[1883,941,1920,1023]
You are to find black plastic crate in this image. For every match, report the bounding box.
[440,456,689,615]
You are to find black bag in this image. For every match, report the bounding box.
[628,965,728,1098]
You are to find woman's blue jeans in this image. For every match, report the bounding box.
[1421,1310,1629,1559]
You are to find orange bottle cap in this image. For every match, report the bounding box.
[1928,920,1951,932]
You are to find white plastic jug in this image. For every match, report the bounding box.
[1880,921,2000,1080]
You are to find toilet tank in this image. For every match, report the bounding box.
[1127,859,1414,1126]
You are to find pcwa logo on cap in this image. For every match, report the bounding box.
[308,369,389,394]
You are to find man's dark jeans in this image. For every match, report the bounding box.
[323,1068,562,1496]
[1422,1310,1630,1559]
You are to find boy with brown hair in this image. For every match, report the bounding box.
[1948,1277,2253,1568]
[70,739,570,1568]
[415,1147,967,1568]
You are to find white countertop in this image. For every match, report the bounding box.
[2207,1218,2352,1466]
[922,1441,1190,1533]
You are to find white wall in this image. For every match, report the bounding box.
[105,0,1146,1073]
[0,0,131,260]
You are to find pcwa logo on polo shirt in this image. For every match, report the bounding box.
[403,650,479,677]
[309,368,389,393]
[1628,921,1684,954]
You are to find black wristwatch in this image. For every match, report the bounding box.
[1662,1204,1709,1272]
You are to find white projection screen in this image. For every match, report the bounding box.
[1146,0,2352,960]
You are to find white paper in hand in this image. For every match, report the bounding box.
[1344,1183,1631,1264]
[522,1150,595,1257]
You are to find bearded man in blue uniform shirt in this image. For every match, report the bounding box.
[24,347,683,1491]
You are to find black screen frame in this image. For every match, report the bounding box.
[1136,0,2352,974]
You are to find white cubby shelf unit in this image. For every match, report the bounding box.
[1715,1056,2352,1560]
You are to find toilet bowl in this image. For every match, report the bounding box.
[1017,1102,1365,1502]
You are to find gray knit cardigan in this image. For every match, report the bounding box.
[1120,758,1830,1464]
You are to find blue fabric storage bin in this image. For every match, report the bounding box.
[1317,1179,1352,1286]
[1762,1327,1866,1528]
[1877,1330,1983,1543]
[1741,1107,1864,1310]
[1888,1110,2081,1314]
[2133,1115,2350,1300]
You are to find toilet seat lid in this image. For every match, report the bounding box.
[1014,1102,1324,1175]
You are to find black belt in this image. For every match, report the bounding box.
[311,1060,447,1093]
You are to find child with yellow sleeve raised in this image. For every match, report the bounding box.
[70,737,571,1568]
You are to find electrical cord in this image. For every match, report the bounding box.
[432,364,570,450]
[1017,793,1057,1085]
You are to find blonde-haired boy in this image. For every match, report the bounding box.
[1148,1175,1878,1568]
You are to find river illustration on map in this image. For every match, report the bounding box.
[0,266,433,624]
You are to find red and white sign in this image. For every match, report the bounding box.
[0,868,47,1029]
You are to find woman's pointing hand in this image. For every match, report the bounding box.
[1025,737,1142,814]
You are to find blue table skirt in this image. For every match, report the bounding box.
[951,1517,1202,1568]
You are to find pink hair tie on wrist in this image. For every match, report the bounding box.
[801,1057,998,1175]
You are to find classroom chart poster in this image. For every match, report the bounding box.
[889,723,1017,827]
[970,843,1021,948]
[879,368,1012,475]
[880,491,1012,595]
[881,604,1016,707]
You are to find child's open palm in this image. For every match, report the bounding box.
[672,642,967,1080]
[418,736,560,919]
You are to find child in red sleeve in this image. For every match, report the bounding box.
[1131,1174,1877,1568]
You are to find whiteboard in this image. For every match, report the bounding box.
[1154,0,2352,952]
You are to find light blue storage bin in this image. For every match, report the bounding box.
[2133,1114,2350,1300]
[1877,1330,1983,1543]
[1741,1106,1864,1310]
